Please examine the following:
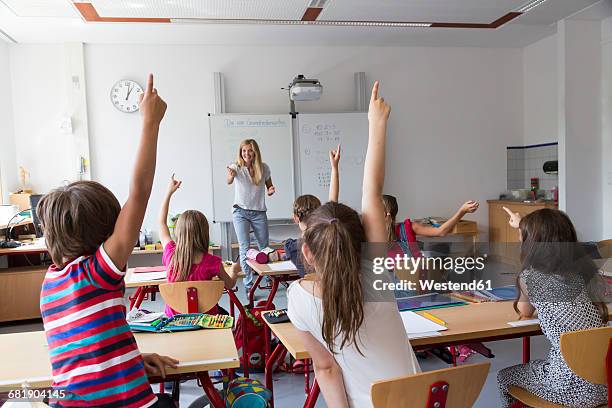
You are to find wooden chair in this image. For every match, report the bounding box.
[371,362,490,407]
[508,326,612,408]
[598,239,612,259]
[159,280,225,314]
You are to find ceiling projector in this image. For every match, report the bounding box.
[288,75,322,101]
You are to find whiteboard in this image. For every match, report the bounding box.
[297,113,368,211]
[209,114,295,222]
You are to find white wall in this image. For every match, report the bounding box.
[5,44,523,242]
[82,44,522,242]
[557,19,602,241]
[0,42,17,204]
[602,16,612,239]
[523,34,558,146]
[8,45,75,193]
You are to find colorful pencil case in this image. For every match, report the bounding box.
[129,313,233,332]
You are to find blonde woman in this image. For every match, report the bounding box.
[227,139,275,294]
[159,174,238,316]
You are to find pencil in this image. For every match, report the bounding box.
[423,312,447,327]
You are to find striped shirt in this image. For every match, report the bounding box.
[40,245,157,408]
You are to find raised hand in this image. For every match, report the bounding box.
[503,206,521,229]
[329,144,341,168]
[460,200,479,214]
[167,173,182,195]
[139,73,167,126]
[368,81,391,126]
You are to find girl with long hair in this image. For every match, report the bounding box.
[286,82,420,407]
[159,174,238,316]
[497,207,608,407]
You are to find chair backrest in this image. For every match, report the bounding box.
[371,362,490,408]
[560,326,612,385]
[159,280,224,314]
[598,239,612,258]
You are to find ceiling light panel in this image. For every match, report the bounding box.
[320,0,526,23]
[90,0,310,20]
[1,0,78,17]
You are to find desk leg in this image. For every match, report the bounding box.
[248,275,263,306]
[197,372,225,408]
[522,337,530,363]
[264,322,271,364]
[263,277,280,310]
[304,359,310,394]
[265,343,286,408]
[130,287,145,310]
[303,379,320,408]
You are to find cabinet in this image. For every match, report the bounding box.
[0,265,47,322]
[487,200,556,265]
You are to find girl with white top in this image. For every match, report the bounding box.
[227,139,275,293]
[286,82,420,407]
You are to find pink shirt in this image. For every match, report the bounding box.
[162,241,222,317]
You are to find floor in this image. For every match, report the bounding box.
[0,276,550,408]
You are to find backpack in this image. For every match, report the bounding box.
[225,377,272,408]
[234,303,273,371]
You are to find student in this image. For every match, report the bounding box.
[286,82,420,407]
[382,195,479,248]
[158,174,238,316]
[38,74,174,407]
[226,139,275,294]
[284,145,340,277]
[497,207,608,408]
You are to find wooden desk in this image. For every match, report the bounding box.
[0,329,239,407]
[246,260,299,308]
[262,301,541,408]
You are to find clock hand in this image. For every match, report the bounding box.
[125,83,133,100]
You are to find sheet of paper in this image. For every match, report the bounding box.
[507,318,540,327]
[133,266,166,273]
[268,261,297,271]
[400,311,447,335]
[127,271,167,283]
[407,331,442,340]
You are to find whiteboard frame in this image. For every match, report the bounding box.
[208,113,296,223]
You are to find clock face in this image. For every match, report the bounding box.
[110,80,144,113]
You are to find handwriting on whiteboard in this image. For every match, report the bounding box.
[224,118,288,128]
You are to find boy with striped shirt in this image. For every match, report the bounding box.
[39,74,174,407]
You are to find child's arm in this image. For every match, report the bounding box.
[515,277,536,318]
[104,74,167,269]
[158,174,182,248]
[361,81,391,243]
[503,206,522,229]
[413,201,479,237]
[328,144,340,202]
[217,262,239,290]
[297,330,349,408]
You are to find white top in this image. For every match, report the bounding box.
[229,162,271,211]
[287,280,420,407]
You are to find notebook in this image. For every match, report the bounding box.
[396,293,466,311]
[400,311,447,339]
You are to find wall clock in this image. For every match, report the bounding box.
[110,79,143,113]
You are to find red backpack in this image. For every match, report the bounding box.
[234,303,273,372]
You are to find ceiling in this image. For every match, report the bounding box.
[0,0,608,47]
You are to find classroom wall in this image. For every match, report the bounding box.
[523,34,558,146]
[5,44,523,242]
[8,44,75,193]
[557,19,602,241]
[602,16,612,239]
[0,42,17,204]
[83,45,522,242]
